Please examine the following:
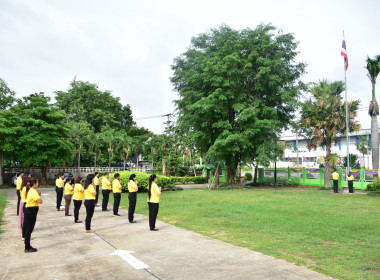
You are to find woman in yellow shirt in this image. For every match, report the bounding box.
[64,178,74,216]
[101,172,111,211]
[24,177,43,253]
[112,173,122,216]
[84,174,96,233]
[94,172,100,206]
[347,172,354,194]
[147,174,161,231]
[18,177,30,241]
[16,171,24,216]
[128,174,138,223]
[332,169,339,193]
[56,172,64,211]
[73,177,85,223]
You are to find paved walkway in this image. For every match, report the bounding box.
[0,188,335,280]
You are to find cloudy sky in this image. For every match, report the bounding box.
[1,0,379,134]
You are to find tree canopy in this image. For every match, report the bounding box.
[171,24,306,183]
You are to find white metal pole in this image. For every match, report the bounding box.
[344,49,350,185]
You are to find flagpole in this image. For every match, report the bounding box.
[344,31,350,186]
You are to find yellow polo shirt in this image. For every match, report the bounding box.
[128,181,137,192]
[94,176,100,186]
[16,176,22,190]
[26,188,40,208]
[56,178,64,188]
[73,183,84,201]
[64,183,74,195]
[147,182,160,203]
[21,187,27,203]
[332,172,339,180]
[347,175,354,181]
[102,177,111,190]
[112,179,122,193]
[85,184,96,200]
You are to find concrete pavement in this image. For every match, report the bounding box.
[0,188,335,280]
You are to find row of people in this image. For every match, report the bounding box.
[16,171,161,253]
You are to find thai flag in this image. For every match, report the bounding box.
[341,32,348,71]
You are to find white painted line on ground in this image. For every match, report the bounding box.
[111,250,149,269]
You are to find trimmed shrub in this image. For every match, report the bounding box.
[244,172,253,181]
[366,179,380,196]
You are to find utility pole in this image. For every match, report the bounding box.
[296,132,299,167]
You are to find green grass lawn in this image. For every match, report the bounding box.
[0,193,7,233]
[102,187,380,280]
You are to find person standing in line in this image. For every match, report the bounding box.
[112,173,122,217]
[64,178,74,216]
[16,171,24,216]
[84,174,96,233]
[24,177,43,253]
[101,172,111,211]
[147,174,161,231]
[73,177,84,223]
[347,172,354,194]
[128,174,138,223]
[332,169,339,194]
[19,177,31,241]
[94,172,100,206]
[56,172,64,211]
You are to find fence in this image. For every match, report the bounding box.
[257,167,376,189]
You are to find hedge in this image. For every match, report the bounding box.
[98,171,207,192]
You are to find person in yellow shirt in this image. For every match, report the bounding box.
[84,174,96,233]
[16,171,24,216]
[101,172,111,211]
[64,178,74,216]
[24,177,43,253]
[112,173,122,216]
[347,172,354,194]
[128,174,138,223]
[332,169,339,193]
[18,177,30,241]
[73,177,85,223]
[56,172,65,211]
[94,172,100,206]
[147,174,161,231]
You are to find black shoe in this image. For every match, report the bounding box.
[150,228,159,231]
[25,247,37,253]
[102,209,110,212]
[113,214,121,216]
[129,220,137,223]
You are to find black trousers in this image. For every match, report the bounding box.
[16,190,21,216]
[148,202,159,230]
[102,189,110,210]
[333,180,339,193]
[348,180,354,193]
[73,200,83,222]
[84,200,95,230]
[113,193,121,215]
[56,188,64,209]
[128,192,137,222]
[24,206,39,249]
[22,203,26,238]
[95,185,100,204]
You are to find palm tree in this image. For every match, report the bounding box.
[300,80,360,188]
[366,55,380,169]
[326,153,339,169]
[356,135,369,168]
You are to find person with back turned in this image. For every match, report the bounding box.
[16,171,24,215]
[332,169,339,193]
[147,174,161,231]
[84,174,96,233]
[112,173,122,216]
[347,172,354,194]
[94,172,100,206]
[128,174,138,223]
[56,172,64,210]
[101,172,111,211]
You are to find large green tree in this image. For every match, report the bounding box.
[0,78,15,110]
[15,93,73,184]
[299,80,360,188]
[171,24,306,183]
[366,55,380,169]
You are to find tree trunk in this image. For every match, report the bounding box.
[226,165,235,184]
[212,165,219,186]
[254,165,258,183]
[371,114,379,169]
[41,165,47,185]
[109,152,111,168]
[94,153,97,169]
[78,151,81,177]
[124,159,126,170]
[152,156,154,174]
[162,160,169,177]
[0,149,4,186]
[324,142,332,188]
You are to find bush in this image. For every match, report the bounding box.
[366,179,380,195]
[244,172,253,181]
[100,171,207,193]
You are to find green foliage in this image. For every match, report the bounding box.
[244,172,253,181]
[0,78,15,110]
[171,24,306,183]
[342,154,361,169]
[101,171,207,192]
[366,178,380,194]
